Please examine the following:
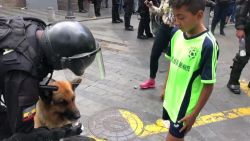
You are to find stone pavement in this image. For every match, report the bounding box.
[1,7,250,141]
[75,18,250,141]
[0,5,112,23]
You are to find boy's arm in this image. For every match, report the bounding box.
[179,84,214,133]
[161,63,170,100]
[191,84,213,117]
[179,37,219,134]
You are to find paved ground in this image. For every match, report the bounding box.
[74,18,250,141]
[1,6,250,141]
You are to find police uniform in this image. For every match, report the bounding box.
[0,17,50,139]
[227,0,250,94]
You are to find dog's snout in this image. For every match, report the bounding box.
[64,110,81,121]
[72,110,81,120]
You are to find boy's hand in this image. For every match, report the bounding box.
[178,114,197,134]
[144,0,153,7]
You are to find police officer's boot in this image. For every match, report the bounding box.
[227,54,249,94]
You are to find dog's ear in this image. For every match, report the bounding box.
[71,78,82,90]
[39,89,53,104]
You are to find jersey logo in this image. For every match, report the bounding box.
[188,47,197,60]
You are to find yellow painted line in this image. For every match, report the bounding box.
[119,107,250,138]
[119,109,144,135]
[240,80,250,97]
[88,136,107,141]
[139,119,169,137]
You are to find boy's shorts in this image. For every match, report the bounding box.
[162,107,185,138]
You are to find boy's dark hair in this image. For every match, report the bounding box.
[171,0,206,15]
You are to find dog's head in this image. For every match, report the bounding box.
[40,78,82,121]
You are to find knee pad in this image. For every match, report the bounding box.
[231,53,249,69]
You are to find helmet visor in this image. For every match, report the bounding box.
[60,43,105,79]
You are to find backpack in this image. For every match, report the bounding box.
[0,16,47,104]
[0,16,46,73]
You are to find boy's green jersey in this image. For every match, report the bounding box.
[164,28,219,123]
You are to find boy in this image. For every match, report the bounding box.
[162,0,219,140]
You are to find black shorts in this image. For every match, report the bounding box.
[162,107,185,138]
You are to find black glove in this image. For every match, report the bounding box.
[61,123,83,138]
[4,127,65,141]
[63,136,96,141]
[3,123,83,141]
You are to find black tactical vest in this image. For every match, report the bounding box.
[0,16,50,80]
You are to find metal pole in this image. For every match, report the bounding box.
[65,0,75,19]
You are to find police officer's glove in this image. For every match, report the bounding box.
[4,127,66,141]
[61,123,83,138]
[4,123,83,141]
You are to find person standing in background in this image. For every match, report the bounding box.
[137,0,153,39]
[211,0,230,36]
[112,0,124,23]
[92,0,102,16]
[139,0,174,99]
[227,0,250,94]
[78,0,88,13]
[124,0,134,31]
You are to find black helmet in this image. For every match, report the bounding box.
[40,21,103,76]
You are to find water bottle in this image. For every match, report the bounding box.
[239,38,246,57]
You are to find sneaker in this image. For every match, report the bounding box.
[140,79,155,89]
[227,83,241,94]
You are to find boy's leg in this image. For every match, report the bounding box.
[166,133,184,141]
[163,108,185,141]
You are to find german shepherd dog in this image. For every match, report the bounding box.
[34,78,82,129]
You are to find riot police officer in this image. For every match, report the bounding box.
[0,17,105,140]
[227,0,250,94]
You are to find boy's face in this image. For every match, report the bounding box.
[173,5,203,33]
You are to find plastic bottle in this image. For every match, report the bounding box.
[239,38,246,57]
